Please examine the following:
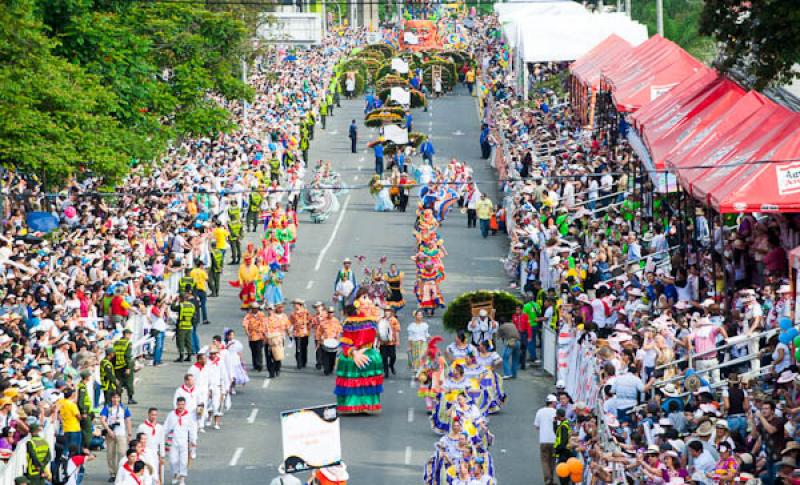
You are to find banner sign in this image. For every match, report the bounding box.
[281,403,341,473]
[777,162,800,196]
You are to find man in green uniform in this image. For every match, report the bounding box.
[228,213,243,265]
[553,408,573,467]
[269,155,281,183]
[112,328,136,405]
[209,241,223,297]
[306,112,315,140]
[24,423,51,485]
[178,268,195,295]
[320,98,328,129]
[100,348,118,405]
[300,135,310,166]
[171,291,197,362]
[77,369,94,452]
[326,90,335,117]
[247,187,263,233]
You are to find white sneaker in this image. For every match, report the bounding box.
[214,424,221,430]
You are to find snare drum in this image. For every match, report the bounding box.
[322,338,340,352]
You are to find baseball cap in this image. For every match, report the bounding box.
[546,394,557,403]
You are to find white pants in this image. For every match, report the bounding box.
[210,386,223,417]
[170,443,189,478]
[695,358,720,386]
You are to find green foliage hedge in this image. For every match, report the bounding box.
[442,291,523,333]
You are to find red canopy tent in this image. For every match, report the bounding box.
[571,34,634,89]
[644,77,745,170]
[663,91,771,174]
[687,104,799,204]
[629,67,716,134]
[602,35,705,112]
[709,123,800,213]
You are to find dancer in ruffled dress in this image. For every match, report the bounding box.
[384,264,405,311]
[263,263,285,306]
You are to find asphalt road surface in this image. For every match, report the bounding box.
[84,88,553,485]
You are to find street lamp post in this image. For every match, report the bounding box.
[656,0,664,36]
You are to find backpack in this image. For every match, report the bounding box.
[52,453,73,485]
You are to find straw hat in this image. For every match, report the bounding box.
[695,421,713,437]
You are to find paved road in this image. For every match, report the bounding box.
[84,88,553,485]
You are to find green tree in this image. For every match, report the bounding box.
[699,0,800,89]
[0,0,131,185]
[631,0,715,61]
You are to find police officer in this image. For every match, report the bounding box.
[178,267,195,295]
[553,407,573,480]
[77,369,94,451]
[171,291,197,362]
[300,134,309,166]
[228,211,243,265]
[100,348,118,405]
[269,154,281,183]
[247,186,263,232]
[113,328,137,405]
[319,97,328,129]
[209,241,223,297]
[24,423,51,485]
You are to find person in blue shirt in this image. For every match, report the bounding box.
[479,124,491,159]
[348,120,358,153]
[419,139,435,165]
[405,111,413,132]
[373,140,384,176]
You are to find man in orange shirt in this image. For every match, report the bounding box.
[310,301,326,370]
[289,299,312,370]
[242,303,268,372]
[266,303,291,378]
[317,306,343,376]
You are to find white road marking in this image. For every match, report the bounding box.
[262,379,271,389]
[452,130,465,136]
[359,157,365,162]
[314,194,351,272]
[247,409,258,424]
[229,447,244,466]
[357,165,363,171]
[306,281,314,289]
[404,446,412,465]
[328,130,339,135]
[407,407,414,423]
[354,175,360,181]
[397,389,404,394]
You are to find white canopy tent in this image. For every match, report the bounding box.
[510,12,648,98]
[495,1,588,48]
[518,13,648,63]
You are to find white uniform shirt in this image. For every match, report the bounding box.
[163,409,197,446]
[136,420,165,458]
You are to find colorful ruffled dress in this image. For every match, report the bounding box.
[417,266,445,309]
[334,313,384,414]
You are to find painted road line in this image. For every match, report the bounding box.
[404,446,412,465]
[354,175,360,181]
[314,193,351,271]
[306,281,314,289]
[262,379,271,389]
[229,447,244,466]
[407,407,414,423]
[359,157,365,163]
[247,409,258,424]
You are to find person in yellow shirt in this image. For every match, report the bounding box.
[475,193,494,238]
[59,389,83,451]
[190,260,210,325]
[212,222,230,259]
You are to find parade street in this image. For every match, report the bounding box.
[82,90,551,485]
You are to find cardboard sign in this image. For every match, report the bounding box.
[391,57,409,74]
[384,124,409,145]
[390,87,411,106]
[281,404,341,473]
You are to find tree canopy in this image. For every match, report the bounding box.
[630,0,715,62]
[0,0,254,186]
[699,0,800,90]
